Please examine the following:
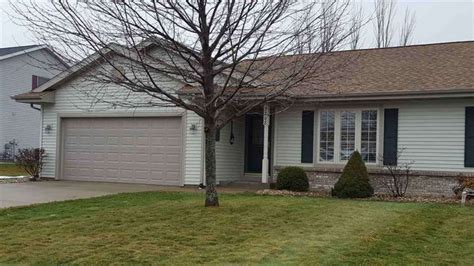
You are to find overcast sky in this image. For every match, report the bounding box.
[0,0,473,49]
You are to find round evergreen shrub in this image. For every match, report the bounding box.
[332,151,374,198]
[276,166,309,192]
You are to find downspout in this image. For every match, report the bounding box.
[30,104,41,111]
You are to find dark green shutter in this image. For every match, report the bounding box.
[465,107,474,167]
[301,111,314,163]
[215,128,220,142]
[383,109,398,166]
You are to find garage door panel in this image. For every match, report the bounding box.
[62,117,182,185]
[106,168,118,177]
[136,136,150,145]
[93,136,106,144]
[134,155,150,163]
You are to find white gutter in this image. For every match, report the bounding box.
[296,91,474,102]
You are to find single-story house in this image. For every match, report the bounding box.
[13,41,474,196]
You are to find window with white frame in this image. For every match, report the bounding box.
[361,110,378,163]
[318,109,378,163]
[319,111,335,162]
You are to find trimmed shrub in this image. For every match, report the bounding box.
[276,166,309,192]
[332,151,374,198]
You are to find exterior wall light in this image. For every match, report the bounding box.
[229,121,235,145]
[45,125,53,134]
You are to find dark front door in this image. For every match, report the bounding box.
[245,114,264,173]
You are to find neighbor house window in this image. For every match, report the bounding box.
[319,111,335,162]
[340,111,356,161]
[31,75,50,89]
[318,109,379,163]
[361,110,378,163]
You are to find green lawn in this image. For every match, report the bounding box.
[0,163,27,176]
[0,192,472,265]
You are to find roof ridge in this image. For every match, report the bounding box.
[272,40,474,59]
[336,40,474,53]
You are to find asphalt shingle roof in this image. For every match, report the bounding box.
[179,41,474,98]
[250,41,474,98]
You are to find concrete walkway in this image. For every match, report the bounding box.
[0,181,258,209]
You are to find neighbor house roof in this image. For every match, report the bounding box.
[180,41,474,101]
[0,45,42,57]
[0,45,49,61]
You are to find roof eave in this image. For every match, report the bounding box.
[12,91,56,104]
[295,89,474,102]
[178,89,474,102]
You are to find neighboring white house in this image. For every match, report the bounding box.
[13,41,474,196]
[0,45,67,159]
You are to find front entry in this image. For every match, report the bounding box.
[245,114,263,173]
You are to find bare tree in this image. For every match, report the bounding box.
[349,4,364,50]
[399,7,416,46]
[11,0,359,207]
[373,0,416,48]
[373,0,397,48]
[294,0,356,54]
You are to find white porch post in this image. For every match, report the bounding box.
[262,104,270,183]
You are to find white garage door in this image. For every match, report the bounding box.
[61,117,182,185]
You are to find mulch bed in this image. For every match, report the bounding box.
[256,189,473,205]
[256,189,330,197]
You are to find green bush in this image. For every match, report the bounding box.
[332,151,374,198]
[276,167,309,192]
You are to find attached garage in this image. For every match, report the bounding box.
[60,116,183,185]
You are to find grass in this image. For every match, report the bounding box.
[0,163,27,176]
[0,192,472,265]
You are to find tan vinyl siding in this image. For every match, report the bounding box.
[396,99,474,172]
[216,118,245,182]
[274,106,314,166]
[184,112,203,185]
[274,99,474,173]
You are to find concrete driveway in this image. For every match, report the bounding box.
[0,181,162,209]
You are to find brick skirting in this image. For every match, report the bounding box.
[273,166,464,197]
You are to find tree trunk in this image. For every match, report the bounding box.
[204,120,219,207]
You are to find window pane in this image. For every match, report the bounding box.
[319,111,335,161]
[361,110,377,163]
[340,111,356,160]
